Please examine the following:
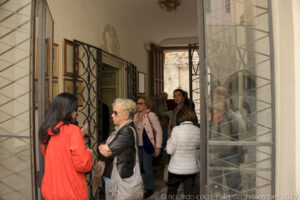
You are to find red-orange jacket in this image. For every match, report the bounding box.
[41,122,92,200]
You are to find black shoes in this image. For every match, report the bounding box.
[143,189,154,199]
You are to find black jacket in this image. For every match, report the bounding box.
[100,122,137,179]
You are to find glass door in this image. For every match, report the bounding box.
[35,0,54,198]
[0,0,37,199]
[201,0,275,197]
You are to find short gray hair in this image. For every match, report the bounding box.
[112,98,136,118]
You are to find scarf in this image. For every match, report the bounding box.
[106,119,133,144]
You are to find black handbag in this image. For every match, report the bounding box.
[142,128,155,154]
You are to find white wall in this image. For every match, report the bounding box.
[46,0,198,94]
[272,0,299,196]
[293,0,300,195]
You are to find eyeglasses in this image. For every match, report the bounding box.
[137,102,144,105]
[112,110,118,116]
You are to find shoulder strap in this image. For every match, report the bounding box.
[147,113,154,129]
[129,126,138,150]
[113,126,139,163]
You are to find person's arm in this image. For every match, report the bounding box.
[98,143,112,157]
[98,146,111,160]
[166,128,177,155]
[70,126,93,173]
[107,127,135,158]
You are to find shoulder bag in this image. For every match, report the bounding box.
[109,126,143,200]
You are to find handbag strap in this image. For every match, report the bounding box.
[113,126,139,164]
[147,112,154,130]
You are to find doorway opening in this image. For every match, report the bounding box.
[164,50,190,99]
[98,64,119,142]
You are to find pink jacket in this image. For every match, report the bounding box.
[134,110,163,148]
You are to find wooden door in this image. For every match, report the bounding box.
[150,44,164,96]
[101,64,118,139]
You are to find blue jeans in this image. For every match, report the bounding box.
[103,176,111,200]
[138,146,153,191]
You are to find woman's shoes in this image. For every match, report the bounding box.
[143,189,154,199]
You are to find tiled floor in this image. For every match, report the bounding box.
[147,184,168,200]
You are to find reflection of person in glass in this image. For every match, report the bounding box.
[208,87,246,198]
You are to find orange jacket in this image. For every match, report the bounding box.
[41,122,92,200]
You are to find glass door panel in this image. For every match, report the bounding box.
[203,0,274,197]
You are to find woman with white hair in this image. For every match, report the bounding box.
[98,98,139,200]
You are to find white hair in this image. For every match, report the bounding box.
[112,98,136,117]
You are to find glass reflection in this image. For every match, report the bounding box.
[204,0,274,197]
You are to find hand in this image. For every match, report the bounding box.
[154,148,161,157]
[98,144,112,157]
[84,137,90,145]
[81,123,88,133]
[87,148,93,153]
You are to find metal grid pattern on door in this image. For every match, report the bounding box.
[189,44,200,124]
[73,41,102,198]
[0,0,34,199]
[73,40,137,198]
[126,62,137,100]
[202,0,275,197]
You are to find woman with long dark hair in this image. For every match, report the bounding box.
[40,93,92,200]
[167,89,191,139]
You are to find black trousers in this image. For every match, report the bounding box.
[167,172,196,200]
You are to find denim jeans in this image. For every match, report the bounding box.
[138,146,153,191]
[103,176,111,200]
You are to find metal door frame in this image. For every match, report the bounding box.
[35,0,54,199]
[72,40,137,198]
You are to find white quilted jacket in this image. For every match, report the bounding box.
[166,121,200,175]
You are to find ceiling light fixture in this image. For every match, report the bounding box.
[159,0,181,12]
